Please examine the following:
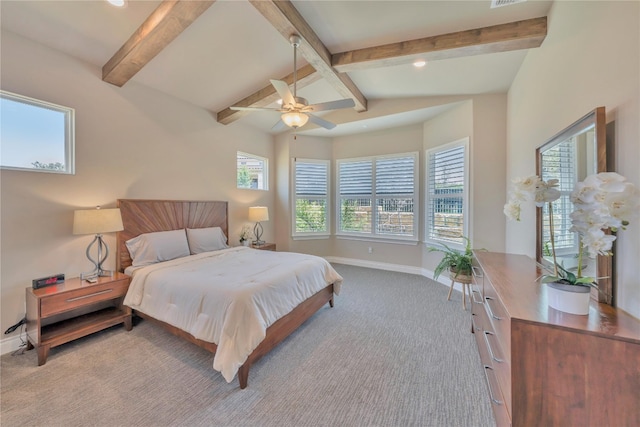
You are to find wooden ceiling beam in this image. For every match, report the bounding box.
[332,16,547,72]
[217,64,321,125]
[249,0,367,112]
[102,0,216,87]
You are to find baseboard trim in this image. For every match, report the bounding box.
[1,334,27,356]
[325,256,464,293]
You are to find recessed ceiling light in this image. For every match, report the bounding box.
[107,0,127,7]
[413,60,427,68]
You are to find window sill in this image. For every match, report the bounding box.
[292,234,330,241]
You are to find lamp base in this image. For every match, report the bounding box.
[252,240,265,247]
[82,234,113,280]
[81,269,114,280]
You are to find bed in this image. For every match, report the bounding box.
[116,199,342,389]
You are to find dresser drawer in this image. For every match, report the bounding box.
[474,310,511,426]
[483,280,511,359]
[40,279,129,317]
[471,265,484,298]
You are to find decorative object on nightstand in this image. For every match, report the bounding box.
[73,206,124,279]
[239,225,252,247]
[25,273,132,365]
[248,206,269,246]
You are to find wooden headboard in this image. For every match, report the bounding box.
[116,199,228,272]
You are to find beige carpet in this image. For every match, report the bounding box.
[1,264,494,427]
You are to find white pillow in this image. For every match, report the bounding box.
[186,227,229,254]
[126,229,190,267]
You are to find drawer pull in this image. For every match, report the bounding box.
[483,331,504,363]
[483,365,504,406]
[66,289,113,302]
[485,296,503,320]
[471,313,480,332]
[471,288,483,305]
[471,266,484,279]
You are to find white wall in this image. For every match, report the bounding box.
[0,32,276,336]
[506,1,640,317]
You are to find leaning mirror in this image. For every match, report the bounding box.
[536,107,612,305]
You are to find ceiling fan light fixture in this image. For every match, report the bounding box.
[281,111,309,129]
[107,0,127,7]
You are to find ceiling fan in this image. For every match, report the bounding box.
[230,35,355,131]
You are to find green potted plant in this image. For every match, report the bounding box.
[428,236,474,281]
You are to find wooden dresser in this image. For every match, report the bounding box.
[471,251,640,426]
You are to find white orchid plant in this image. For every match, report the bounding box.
[239,225,252,243]
[504,172,639,288]
[504,175,563,276]
[570,172,639,268]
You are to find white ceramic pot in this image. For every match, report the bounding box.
[546,282,591,315]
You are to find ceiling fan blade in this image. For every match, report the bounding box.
[271,119,288,131]
[270,79,295,106]
[306,113,336,130]
[305,98,355,112]
[230,106,281,112]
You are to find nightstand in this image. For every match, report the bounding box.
[25,272,132,365]
[252,242,276,251]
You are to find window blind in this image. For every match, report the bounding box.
[296,161,327,196]
[339,161,372,196]
[293,159,329,235]
[427,143,467,245]
[541,140,577,251]
[376,156,414,195]
[337,153,417,238]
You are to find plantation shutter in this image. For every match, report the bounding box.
[339,160,372,196]
[296,161,327,197]
[376,156,414,195]
[427,143,466,245]
[541,140,577,251]
[293,159,329,235]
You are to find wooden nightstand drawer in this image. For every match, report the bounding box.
[26,272,132,366]
[40,279,129,317]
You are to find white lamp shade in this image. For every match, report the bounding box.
[73,208,124,235]
[281,112,309,128]
[248,206,269,222]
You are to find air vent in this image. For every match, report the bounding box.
[491,0,526,8]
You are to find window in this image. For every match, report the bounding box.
[426,138,469,247]
[237,151,268,190]
[540,139,578,255]
[292,159,329,237]
[1,90,75,174]
[337,152,418,240]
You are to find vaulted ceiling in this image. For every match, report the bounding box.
[1,0,553,136]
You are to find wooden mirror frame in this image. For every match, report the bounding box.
[536,107,612,305]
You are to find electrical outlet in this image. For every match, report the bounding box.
[368,247,372,254]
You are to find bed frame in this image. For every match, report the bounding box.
[116,199,334,389]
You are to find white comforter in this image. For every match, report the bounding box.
[123,247,343,382]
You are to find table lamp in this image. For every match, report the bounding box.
[73,206,124,279]
[248,206,269,246]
